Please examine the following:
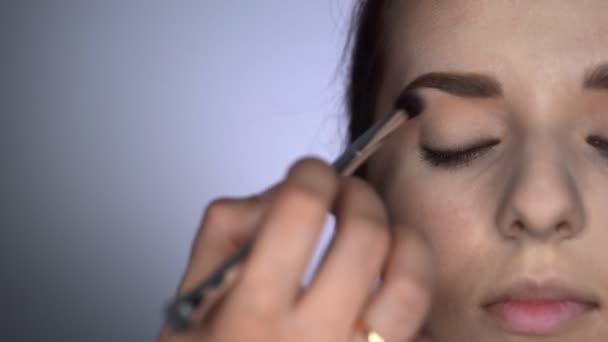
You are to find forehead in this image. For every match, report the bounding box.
[384,0,608,88]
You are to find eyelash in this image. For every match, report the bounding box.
[588,135,608,158]
[421,136,608,169]
[420,139,500,169]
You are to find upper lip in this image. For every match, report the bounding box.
[482,275,601,308]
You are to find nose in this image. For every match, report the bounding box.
[495,149,585,242]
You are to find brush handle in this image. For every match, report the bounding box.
[165,156,348,331]
[165,240,253,331]
[164,110,405,331]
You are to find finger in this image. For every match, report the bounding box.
[299,177,390,337]
[176,195,269,295]
[236,158,339,309]
[358,228,435,342]
[159,190,279,339]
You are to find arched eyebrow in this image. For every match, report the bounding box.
[584,63,608,90]
[405,72,503,98]
[405,65,608,97]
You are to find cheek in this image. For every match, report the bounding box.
[384,174,501,339]
[386,173,493,276]
[578,172,608,282]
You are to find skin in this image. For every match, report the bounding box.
[367,0,608,341]
[160,1,608,341]
[159,159,434,342]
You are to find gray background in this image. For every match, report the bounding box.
[3,1,354,340]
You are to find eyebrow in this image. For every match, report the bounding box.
[584,63,608,90]
[405,72,503,97]
[405,64,608,98]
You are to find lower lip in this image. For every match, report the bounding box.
[485,299,595,335]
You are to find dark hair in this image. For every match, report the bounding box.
[346,0,391,178]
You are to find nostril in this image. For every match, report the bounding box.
[514,220,525,232]
[502,220,526,239]
[556,221,573,237]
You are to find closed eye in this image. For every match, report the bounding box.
[588,135,608,158]
[420,139,500,169]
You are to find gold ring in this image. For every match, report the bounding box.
[367,331,385,342]
[354,319,385,342]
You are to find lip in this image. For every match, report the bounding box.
[482,276,600,335]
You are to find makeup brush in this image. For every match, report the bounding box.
[164,90,424,331]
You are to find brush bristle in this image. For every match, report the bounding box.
[395,91,424,118]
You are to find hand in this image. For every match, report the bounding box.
[158,158,435,342]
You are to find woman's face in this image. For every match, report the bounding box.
[367,1,608,341]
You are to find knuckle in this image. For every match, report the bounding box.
[286,157,338,197]
[196,197,257,249]
[203,197,250,228]
[277,182,329,213]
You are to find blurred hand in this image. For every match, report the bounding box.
[158,158,435,342]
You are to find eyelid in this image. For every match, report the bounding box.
[420,138,500,169]
[588,135,608,146]
[420,138,500,154]
[588,135,608,156]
